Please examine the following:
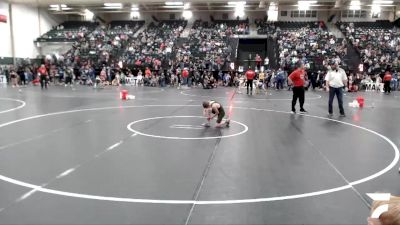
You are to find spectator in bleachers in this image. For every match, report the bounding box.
[276,22,346,73]
[255,54,262,70]
[9,69,18,88]
[383,70,392,94]
[338,21,399,78]
[391,71,399,91]
[38,64,48,89]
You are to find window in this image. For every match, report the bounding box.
[312,11,317,17]
[281,11,288,17]
[361,11,368,18]
[169,13,175,20]
[290,10,316,18]
[342,10,367,18]
[222,13,228,20]
[372,12,380,18]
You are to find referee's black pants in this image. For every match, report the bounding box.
[328,86,344,115]
[40,76,48,89]
[384,81,391,93]
[292,86,305,111]
[246,79,253,94]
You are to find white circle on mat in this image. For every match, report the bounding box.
[0,98,26,114]
[127,115,248,140]
[0,105,398,204]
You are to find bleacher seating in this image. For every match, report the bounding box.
[212,19,250,35]
[110,20,145,29]
[63,21,144,66]
[175,20,234,71]
[121,20,187,68]
[337,21,399,73]
[276,21,347,72]
[257,21,325,34]
[36,21,98,42]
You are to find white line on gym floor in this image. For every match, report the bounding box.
[0,105,397,205]
[0,98,26,114]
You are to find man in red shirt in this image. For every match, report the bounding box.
[383,70,392,94]
[255,54,262,70]
[145,67,151,77]
[288,63,307,113]
[37,64,48,90]
[245,68,255,95]
[182,68,189,85]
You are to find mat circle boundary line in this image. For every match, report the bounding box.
[0,104,397,205]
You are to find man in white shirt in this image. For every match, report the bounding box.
[264,57,269,69]
[325,63,347,117]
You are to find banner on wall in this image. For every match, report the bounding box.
[0,14,7,23]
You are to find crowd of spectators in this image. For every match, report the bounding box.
[255,21,347,72]
[276,22,347,73]
[337,21,400,74]
[36,21,98,42]
[63,21,144,67]
[255,19,276,35]
[176,20,234,72]
[212,19,250,35]
[2,19,399,92]
[120,20,186,68]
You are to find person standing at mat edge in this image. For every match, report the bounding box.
[202,101,230,128]
[383,70,392,94]
[325,63,347,117]
[245,68,255,95]
[288,63,307,114]
[38,64,48,90]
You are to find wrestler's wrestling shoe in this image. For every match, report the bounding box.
[225,119,230,127]
[202,123,211,127]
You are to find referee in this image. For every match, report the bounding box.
[245,68,255,95]
[288,63,307,114]
[325,63,347,117]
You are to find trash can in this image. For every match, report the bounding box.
[120,90,128,100]
[356,96,364,108]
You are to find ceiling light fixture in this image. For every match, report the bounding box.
[298,1,317,10]
[84,9,94,19]
[184,3,190,9]
[349,0,361,10]
[104,3,122,7]
[182,10,192,19]
[234,3,245,17]
[349,5,361,10]
[372,0,393,4]
[269,2,278,11]
[298,0,317,4]
[228,1,246,5]
[165,2,184,6]
[163,5,184,8]
[371,5,381,13]
[131,11,140,18]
